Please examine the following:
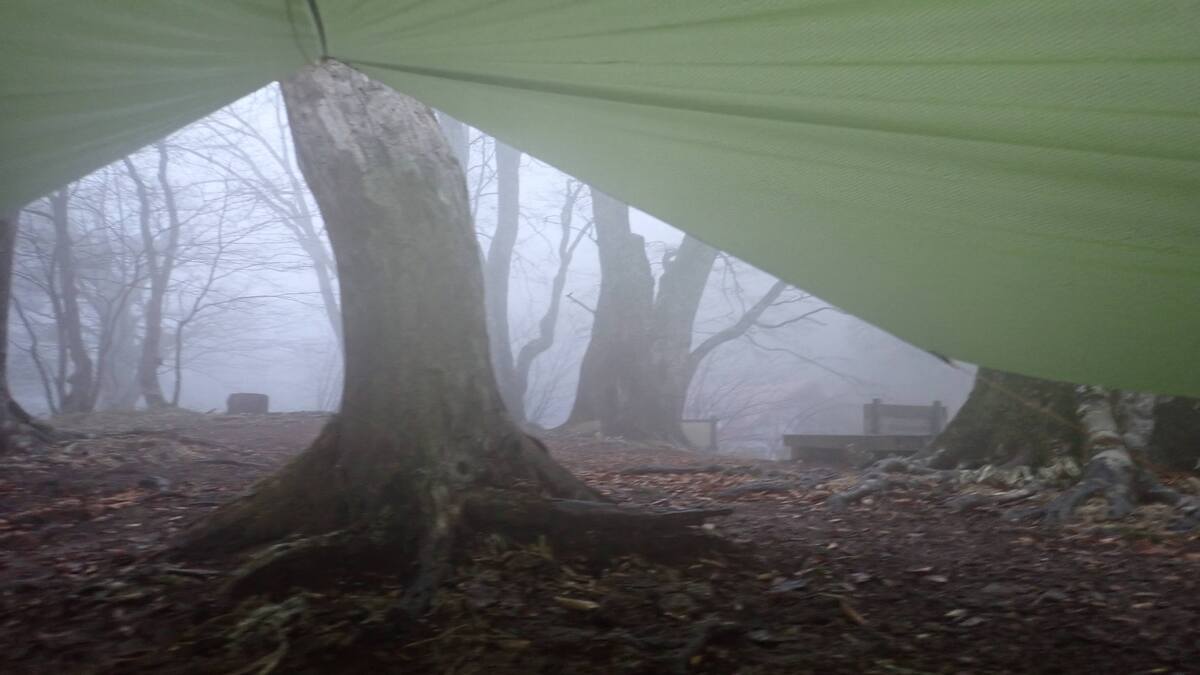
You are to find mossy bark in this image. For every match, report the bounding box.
[932,368,1197,524]
[932,367,1081,468]
[1148,396,1200,470]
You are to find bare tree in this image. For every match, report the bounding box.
[511,179,591,416]
[0,213,56,450]
[483,142,523,419]
[122,143,184,408]
[191,89,342,345]
[45,189,97,412]
[568,191,825,444]
[13,171,148,414]
[164,197,283,406]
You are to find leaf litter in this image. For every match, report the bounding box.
[0,412,1198,673]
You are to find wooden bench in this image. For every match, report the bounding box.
[863,398,947,436]
[784,399,947,464]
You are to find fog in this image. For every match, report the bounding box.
[9,83,974,451]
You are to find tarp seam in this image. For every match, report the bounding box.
[305,0,329,59]
[345,58,1200,165]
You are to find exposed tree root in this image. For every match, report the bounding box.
[178,420,730,614]
[1039,449,1140,524]
[464,489,732,564]
[1,399,76,452]
[209,488,731,610]
[1020,388,1200,527]
[834,387,1200,529]
[946,486,1041,513]
[826,456,959,511]
[827,476,896,511]
[513,434,608,502]
[1030,451,1199,527]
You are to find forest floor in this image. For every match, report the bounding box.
[1,411,1198,674]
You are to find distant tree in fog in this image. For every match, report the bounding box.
[190,88,342,345]
[483,141,523,419]
[0,214,58,449]
[511,178,591,422]
[11,124,326,413]
[121,143,183,408]
[14,169,147,414]
[567,191,828,445]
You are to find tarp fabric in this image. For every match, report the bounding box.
[2,1,1198,394]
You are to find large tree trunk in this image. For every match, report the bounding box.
[180,62,613,608]
[436,113,470,174]
[566,191,668,440]
[642,236,720,443]
[287,208,342,346]
[567,192,767,445]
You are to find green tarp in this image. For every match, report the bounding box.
[2,1,1198,393]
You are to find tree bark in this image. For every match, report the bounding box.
[1146,396,1200,469]
[566,190,664,438]
[567,193,784,445]
[437,113,470,175]
[181,62,603,607]
[648,236,719,429]
[932,368,1081,468]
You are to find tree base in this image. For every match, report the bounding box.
[828,449,1200,530]
[0,399,70,452]
[178,420,729,613]
[212,489,730,611]
[1022,450,1200,527]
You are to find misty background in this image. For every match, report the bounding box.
[8,83,975,455]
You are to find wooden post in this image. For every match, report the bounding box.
[864,398,882,434]
[930,400,947,434]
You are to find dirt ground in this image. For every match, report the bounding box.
[1,412,1198,674]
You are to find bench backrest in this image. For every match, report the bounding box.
[863,399,947,436]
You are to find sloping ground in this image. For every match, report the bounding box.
[0,413,1197,674]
